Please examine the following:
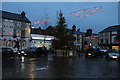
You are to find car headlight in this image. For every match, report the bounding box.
[88,53,92,55]
[21,51,25,53]
[18,52,21,54]
[111,56,118,58]
[24,54,27,55]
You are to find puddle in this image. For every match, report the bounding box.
[48,58,53,61]
[36,66,49,71]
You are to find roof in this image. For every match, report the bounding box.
[99,25,120,33]
[70,30,85,35]
[0,10,31,23]
[31,26,55,36]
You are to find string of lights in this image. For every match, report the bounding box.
[34,18,50,25]
[71,6,102,18]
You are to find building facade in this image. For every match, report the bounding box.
[0,11,31,50]
[83,28,99,49]
[99,25,120,50]
[71,25,84,51]
[31,26,54,50]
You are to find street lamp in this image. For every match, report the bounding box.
[31,25,35,29]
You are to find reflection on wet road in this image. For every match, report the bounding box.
[2,54,120,78]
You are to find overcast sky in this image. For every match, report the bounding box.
[2,2,118,33]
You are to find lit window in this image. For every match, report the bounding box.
[7,41,10,46]
[9,32,13,35]
[9,20,13,23]
[112,31,117,34]
[5,19,8,22]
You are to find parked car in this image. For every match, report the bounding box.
[100,49,108,53]
[85,48,103,58]
[2,47,14,60]
[19,47,48,57]
[105,49,120,60]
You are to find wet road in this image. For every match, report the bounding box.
[2,54,120,78]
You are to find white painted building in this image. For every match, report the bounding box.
[31,34,54,50]
[0,10,31,51]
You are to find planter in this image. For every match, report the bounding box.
[54,50,77,57]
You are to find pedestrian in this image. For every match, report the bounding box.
[77,49,81,57]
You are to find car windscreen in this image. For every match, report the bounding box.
[108,49,120,53]
[2,48,12,52]
[30,48,37,51]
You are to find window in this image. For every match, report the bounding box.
[99,33,103,37]
[105,32,109,37]
[105,39,108,44]
[5,19,8,22]
[112,31,117,34]
[3,41,6,46]
[6,41,10,46]
[9,20,13,23]
[6,48,12,51]
[10,26,12,28]
[17,21,21,24]
[103,33,105,37]
[112,35,116,43]
[100,39,103,44]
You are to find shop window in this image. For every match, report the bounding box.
[9,40,12,47]
[6,41,10,47]
[112,46,120,51]
[21,41,26,47]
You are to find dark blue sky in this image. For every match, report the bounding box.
[2,2,118,33]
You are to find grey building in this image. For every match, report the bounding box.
[71,25,84,51]
[99,25,120,50]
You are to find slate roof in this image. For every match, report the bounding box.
[31,26,55,36]
[99,25,120,33]
[0,10,31,23]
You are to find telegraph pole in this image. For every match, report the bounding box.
[43,13,48,47]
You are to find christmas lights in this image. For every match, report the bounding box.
[34,18,50,25]
[71,6,102,18]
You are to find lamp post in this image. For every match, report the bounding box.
[20,11,25,50]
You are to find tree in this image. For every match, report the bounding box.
[52,11,75,50]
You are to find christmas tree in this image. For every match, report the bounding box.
[52,10,75,50]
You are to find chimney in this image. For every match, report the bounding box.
[86,28,92,36]
[21,11,25,18]
[72,25,76,31]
